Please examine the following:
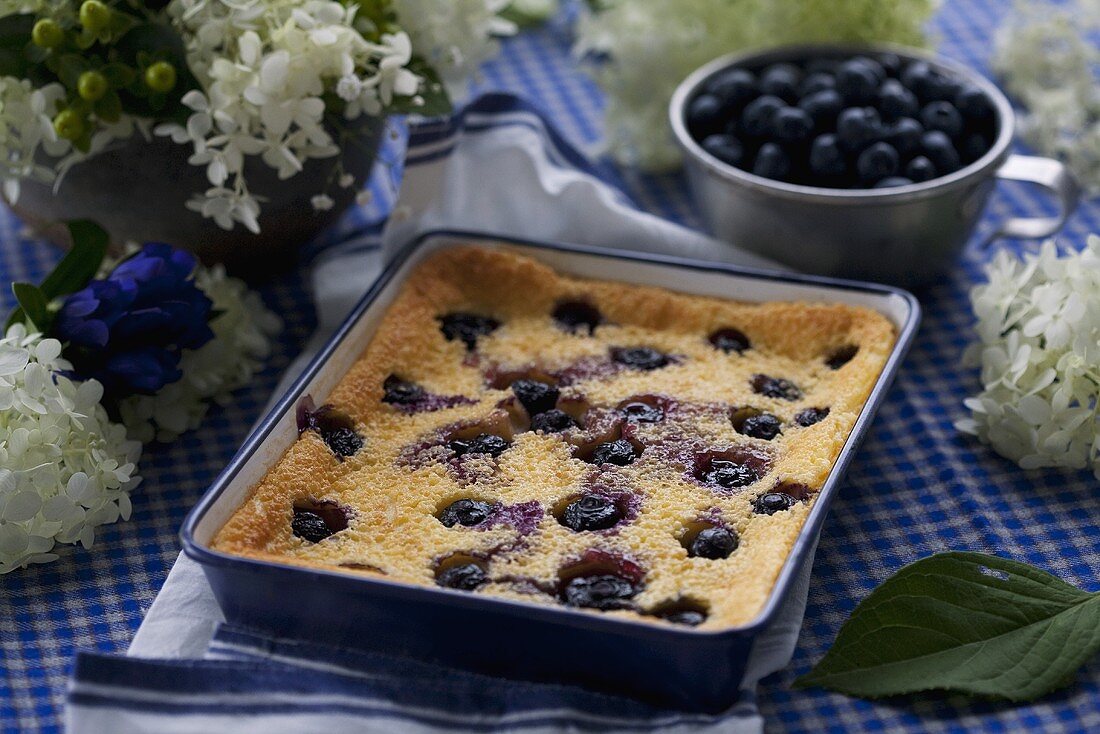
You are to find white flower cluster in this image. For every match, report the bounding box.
[574,0,934,171]
[993,0,1100,193]
[117,263,282,443]
[0,78,69,204]
[0,324,142,574]
[392,0,515,98]
[957,236,1100,478]
[0,0,509,229]
[157,0,423,232]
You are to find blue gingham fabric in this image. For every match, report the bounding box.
[3,0,1100,732]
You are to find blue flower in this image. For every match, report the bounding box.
[53,244,214,400]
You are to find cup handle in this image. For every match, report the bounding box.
[990,154,1081,241]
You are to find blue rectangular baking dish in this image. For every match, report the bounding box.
[181,230,921,713]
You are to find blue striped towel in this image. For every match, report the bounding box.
[66,93,792,733]
[70,625,765,732]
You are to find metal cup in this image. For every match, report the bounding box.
[669,44,1080,287]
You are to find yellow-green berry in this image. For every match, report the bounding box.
[54,109,85,141]
[32,18,64,48]
[79,0,111,33]
[78,71,108,102]
[144,61,177,93]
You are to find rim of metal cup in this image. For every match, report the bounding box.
[669,43,1015,204]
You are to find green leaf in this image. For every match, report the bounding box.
[55,219,110,280]
[794,552,1100,701]
[4,220,109,331]
[0,47,28,78]
[114,21,182,56]
[500,0,557,28]
[74,27,97,51]
[72,131,93,153]
[57,53,91,88]
[0,13,34,77]
[0,13,34,47]
[112,22,198,121]
[106,9,138,40]
[387,58,451,117]
[101,62,135,87]
[95,91,123,123]
[67,96,92,116]
[10,283,51,333]
[43,220,110,298]
[583,0,614,11]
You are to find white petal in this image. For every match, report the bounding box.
[3,491,42,522]
[0,347,29,376]
[0,523,29,555]
[260,51,290,92]
[35,339,61,363]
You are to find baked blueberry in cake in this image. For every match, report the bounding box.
[213,246,895,629]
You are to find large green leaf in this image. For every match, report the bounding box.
[794,552,1100,701]
[4,220,108,331]
[10,283,51,333]
[40,220,110,297]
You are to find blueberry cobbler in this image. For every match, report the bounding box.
[213,247,895,629]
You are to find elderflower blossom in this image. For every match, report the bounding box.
[116,263,282,443]
[392,0,515,98]
[0,78,70,203]
[993,0,1100,193]
[0,324,142,574]
[156,0,425,232]
[574,0,935,170]
[957,236,1100,479]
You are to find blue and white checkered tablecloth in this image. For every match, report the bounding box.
[3,1,1099,732]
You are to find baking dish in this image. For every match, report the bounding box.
[181,230,920,712]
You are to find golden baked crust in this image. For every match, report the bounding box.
[212,246,896,629]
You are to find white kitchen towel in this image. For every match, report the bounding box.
[67,93,795,734]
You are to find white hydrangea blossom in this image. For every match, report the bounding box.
[0,324,142,574]
[2,0,509,230]
[391,0,515,98]
[574,0,934,171]
[156,0,424,232]
[0,78,70,204]
[117,262,282,443]
[957,236,1100,478]
[993,0,1100,193]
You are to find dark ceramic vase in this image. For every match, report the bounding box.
[10,117,386,278]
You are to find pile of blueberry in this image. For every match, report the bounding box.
[686,53,997,189]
